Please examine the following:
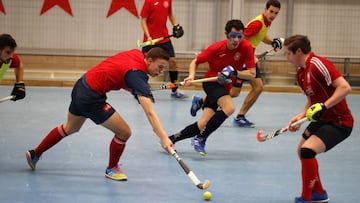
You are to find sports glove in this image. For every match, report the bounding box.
[217,65,237,84]
[271,37,283,50]
[11,82,26,101]
[172,24,184,38]
[306,103,326,122]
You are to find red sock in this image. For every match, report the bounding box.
[107,136,126,169]
[301,157,318,201]
[313,158,325,194]
[35,125,68,157]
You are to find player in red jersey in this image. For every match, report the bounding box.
[0,34,25,101]
[140,0,186,99]
[284,35,353,203]
[26,47,174,181]
[190,0,283,128]
[167,19,256,156]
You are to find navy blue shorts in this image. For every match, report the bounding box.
[233,63,261,88]
[141,41,175,57]
[68,76,115,124]
[303,121,352,152]
[202,82,228,112]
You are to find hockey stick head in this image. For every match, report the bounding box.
[197,179,211,189]
[256,130,264,142]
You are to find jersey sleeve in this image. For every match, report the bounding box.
[244,20,262,38]
[10,53,21,68]
[243,42,256,69]
[140,0,150,18]
[311,57,342,86]
[196,44,215,65]
[125,70,155,103]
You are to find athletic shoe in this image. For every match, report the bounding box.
[294,197,310,203]
[26,149,39,170]
[190,95,202,117]
[191,137,206,156]
[105,165,128,181]
[311,190,329,203]
[233,116,255,128]
[171,91,188,99]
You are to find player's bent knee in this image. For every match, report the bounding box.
[300,147,316,159]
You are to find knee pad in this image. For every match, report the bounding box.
[300,148,316,159]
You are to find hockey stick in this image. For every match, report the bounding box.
[137,35,174,48]
[150,83,177,91]
[256,117,308,142]
[256,48,275,60]
[150,77,218,91]
[0,95,15,103]
[168,148,210,190]
[177,76,218,86]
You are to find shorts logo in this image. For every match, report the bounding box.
[103,104,111,112]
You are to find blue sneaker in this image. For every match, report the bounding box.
[295,197,310,203]
[191,137,206,156]
[171,91,188,99]
[190,95,202,117]
[26,149,39,170]
[105,165,128,181]
[311,190,329,203]
[233,116,255,128]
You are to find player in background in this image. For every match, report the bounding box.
[26,47,174,181]
[140,0,186,99]
[190,0,283,128]
[284,35,353,203]
[0,34,25,101]
[167,20,255,156]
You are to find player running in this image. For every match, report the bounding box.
[26,47,174,181]
[167,19,256,155]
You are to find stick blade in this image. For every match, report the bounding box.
[256,130,264,142]
[197,179,210,189]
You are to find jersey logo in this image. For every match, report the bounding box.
[163,1,169,8]
[103,104,112,112]
[154,2,159,6]
[218,54,226,58]
[234,52,241,61]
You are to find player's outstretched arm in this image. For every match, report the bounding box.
[137,95,173,150]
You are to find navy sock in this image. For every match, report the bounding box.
[169,122,200,143]
[198,110,228,140]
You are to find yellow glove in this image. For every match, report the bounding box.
[306,103,326,122]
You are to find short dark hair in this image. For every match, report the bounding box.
[0,34,17,49]
[145,47,170,61]
[266,0,281,9]
[225,19,245,33]
[284,35,311,54]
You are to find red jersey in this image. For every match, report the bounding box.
[196,39,255,91]
[297,52,353,127]
[140,0,172,44]
[197,39,255,78]
[0,53,21,68]
[85,49,148,95]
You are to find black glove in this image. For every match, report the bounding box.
[11,82,25,101]
[172,24,184,38]
[271,38,283,50]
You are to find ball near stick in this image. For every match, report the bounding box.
[203,191,212,201]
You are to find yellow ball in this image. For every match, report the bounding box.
[203,191,212,201]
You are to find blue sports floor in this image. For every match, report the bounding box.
[0,86,359,203]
